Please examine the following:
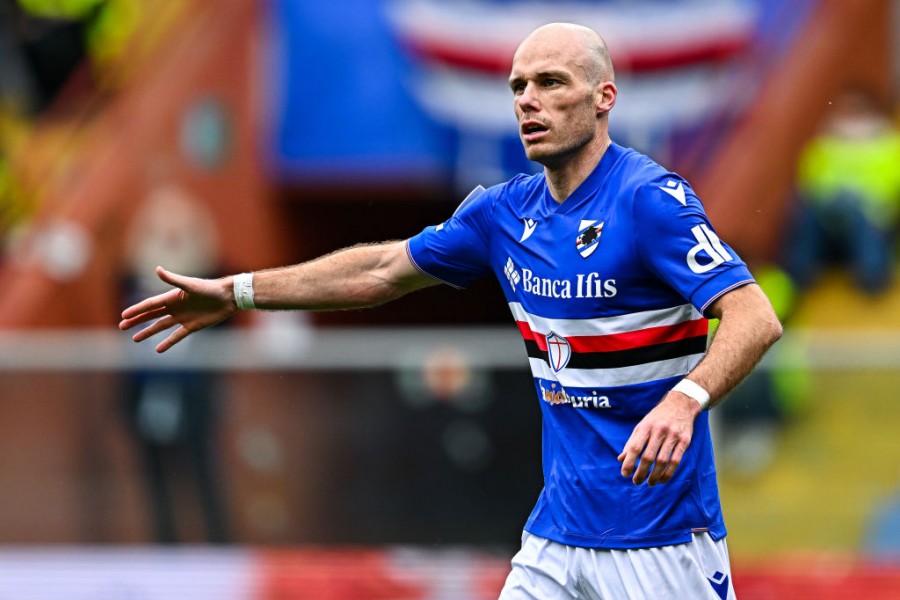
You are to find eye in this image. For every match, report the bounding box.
[543,78,561,88]
[510,81,526,95]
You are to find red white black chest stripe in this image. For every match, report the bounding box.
[509,302,709,388]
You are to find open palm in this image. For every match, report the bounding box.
[119,266,236,353]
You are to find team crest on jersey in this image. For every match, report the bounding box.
[576,220,604,258]
[545,331,572,373]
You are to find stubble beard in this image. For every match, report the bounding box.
[523,94,599,170]
[526,127,597,171]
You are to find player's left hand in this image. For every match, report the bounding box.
[617,392,701,486]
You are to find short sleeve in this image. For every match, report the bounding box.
[633,175,755,314]
[406,184,497,288]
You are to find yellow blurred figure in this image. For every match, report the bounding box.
[798,107,900,227]
[785,88,900,294]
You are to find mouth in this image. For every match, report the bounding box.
[521,121,549,142]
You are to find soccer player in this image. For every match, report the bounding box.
[120,23,781,599]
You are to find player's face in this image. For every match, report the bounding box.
[509,34,608,168]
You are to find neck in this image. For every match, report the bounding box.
[544,136,611,204]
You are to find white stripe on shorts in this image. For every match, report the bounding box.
[498,531,736,600]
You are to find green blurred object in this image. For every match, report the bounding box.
[754,265,798,322]
[16,0,104,20]
[756,265,810,416]
[83,0,141,71]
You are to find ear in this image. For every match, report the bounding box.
[595,81,617,115]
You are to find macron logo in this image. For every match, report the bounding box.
[520,218,537,242]
[660,180,686,205]
[707,571,730,600]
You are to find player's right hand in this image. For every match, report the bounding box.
[118,266,236,353]
[617,391,700,486]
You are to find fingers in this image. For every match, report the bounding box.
[131,315,178,343]
[119,267,190,323]
[618,427,647,481]
[619,431,674,487]
[156,265,187,288]
[647,437,678,486]
[156,325,191,353]
[120,288,180,321]
[631,432,663,486]
[127,316,193,353]
[658,441,688,484]
[619,416,693,487]
[118,306,168,331]
[126,316,193,353]
[120,295,165,321]
[119,267,213,353]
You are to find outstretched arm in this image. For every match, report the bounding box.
[618,283,783,486]
[119,240,438,353]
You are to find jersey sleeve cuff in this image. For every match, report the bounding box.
[404,239,465,290]
[693,267,755,315]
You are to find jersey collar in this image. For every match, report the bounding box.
[544,142,625,214]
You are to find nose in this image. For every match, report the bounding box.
[516,82,540,113]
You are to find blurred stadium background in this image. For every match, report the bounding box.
[1,0,900,598]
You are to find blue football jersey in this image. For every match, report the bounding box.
[406,143,755,549]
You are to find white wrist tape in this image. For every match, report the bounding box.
[233,272,255,310]
[672,378,711,410]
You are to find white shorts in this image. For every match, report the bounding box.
[498,531,735,600]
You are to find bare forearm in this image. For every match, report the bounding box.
[248,241,433,311]
[686,284,783,408]
[619,284,781,485]
[119,242,434,353]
